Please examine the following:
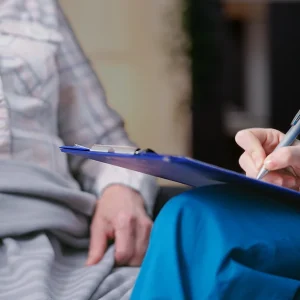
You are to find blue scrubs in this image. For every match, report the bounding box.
[131,184,300,299]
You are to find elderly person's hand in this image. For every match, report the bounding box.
[235,128,300,191]
[86,185,152,267]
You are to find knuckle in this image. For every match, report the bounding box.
[115,212,135,228]
[130,255,144,267]
[129,248,146,266]
[277,147,290,159]
[140,217,153,229]
[115,249,130,262]
[90,218,103,231]
[282,148,293,164]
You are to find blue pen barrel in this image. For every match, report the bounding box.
[275,120,300,150]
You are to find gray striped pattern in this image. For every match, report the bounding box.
[0,0,159,298]
[0,161,139,300]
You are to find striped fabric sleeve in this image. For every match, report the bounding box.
[55,1,158,215]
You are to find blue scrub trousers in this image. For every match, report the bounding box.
[131,184,300,300]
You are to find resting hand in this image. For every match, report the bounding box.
[86,184,152,266]
[235,128,300,190]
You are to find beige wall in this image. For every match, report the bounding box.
[59,0,191,160]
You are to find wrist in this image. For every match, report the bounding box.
[99,184,145,207]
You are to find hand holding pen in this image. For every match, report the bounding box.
[235,110,300,191]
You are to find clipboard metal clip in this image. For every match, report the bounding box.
[134,148,156,155]
[90,144,156,155]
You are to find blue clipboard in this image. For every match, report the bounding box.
[60,145,300,201]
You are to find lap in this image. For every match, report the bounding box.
[144,184,300,299]
[158,183,300,245]
[0,232,138,300]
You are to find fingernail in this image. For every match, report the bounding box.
[264,159,274,169]
[85,260,91,266]
[252,152,262,169]
[85,256,93,266]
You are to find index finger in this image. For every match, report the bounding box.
[236,128,284,155]
[86,218,108,266]
[235,129,268,168]
[114,213,136,265]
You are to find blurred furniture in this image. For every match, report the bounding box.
[188,0,244,171]
[269,2,300,132]
[189,0,229,169]
[223,1,300,135]
[223,2,270,134]
[189,1,300,172]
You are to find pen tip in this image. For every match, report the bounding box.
[256,168,269,180]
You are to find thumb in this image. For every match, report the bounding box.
[264,146,300,171]
[86,218,108,266]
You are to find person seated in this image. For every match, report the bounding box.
[131,128,300,300]
[0,1,158,299]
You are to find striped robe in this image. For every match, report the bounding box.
[0,0,158,299]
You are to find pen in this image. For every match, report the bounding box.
[256,109,300,180]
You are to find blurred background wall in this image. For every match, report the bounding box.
[59,0,191,159]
